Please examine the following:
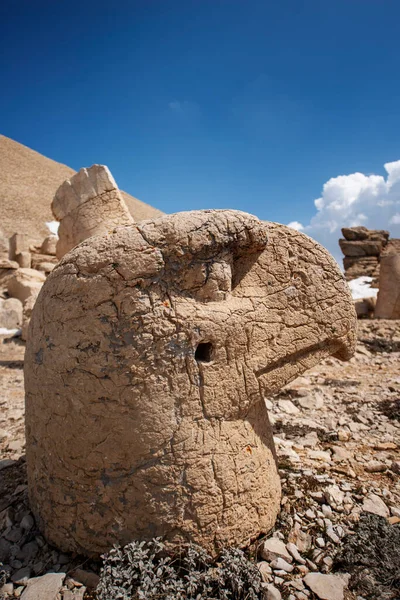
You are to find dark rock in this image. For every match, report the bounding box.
[70,569,100,590]
[0,538,12,562]
[11,566,31,585]
[4,527,23,543]
[20,515,34,531]
[16,541,39,563]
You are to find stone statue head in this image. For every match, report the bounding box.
[25,209,356,556]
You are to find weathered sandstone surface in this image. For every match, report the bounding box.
[340,226,389,283]
[6,269,46,305]
[24,209,356,556]
[51,165,134,258]
[375,246,400,319]
[0,134,163,241]
[40,235,57,256]
[0,297,23,330]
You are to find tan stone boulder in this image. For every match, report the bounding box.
[375,251,400,319]
[31,253,58,271]
[354,296,376,318]
[0,279,18,296]
[25,210,356,557]
[7,268,46,303]
[16,251,32,268]
[339,239,384,257]
[0,297,23,329]
[41,235,58,256]
[341,226,389,242]
[35,262,56,274]
[52,165,134,259]
[0,259,19,289]
[0,259,19,270]
[340,226,390,284]
[343,256,379,281]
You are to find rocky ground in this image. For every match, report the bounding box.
[0,320,399,600]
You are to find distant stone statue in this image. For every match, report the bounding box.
[25,187,356,557]
[51,165,134,259]
[375,249,400,319]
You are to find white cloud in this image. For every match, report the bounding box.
[287,221,304,231]
[390,213,400,225]
[290,160,400,265]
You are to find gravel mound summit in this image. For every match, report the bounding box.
[0,135,163,242]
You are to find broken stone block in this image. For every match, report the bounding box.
[339,239,384,257]
[264,584,282,600]
[0,259,19,270]
[25,209,356,556]
[260,538,293,562]
[16,251,32,268]
[341,226,389,242]
[0,259,19,289]
[69,569,99,589]
[40,235,58,256]
[362,493,390,517]
[339,227,390,284]
[35,262,56,274]
[31,253,57,271]
[51,165,134,258]
[375,251,400,319]
[304,573,348,600]
[354,296,376,318]
[7,268,45,303]
[20,572,65,600]
[343,256,379,280]
[0,297,23,329]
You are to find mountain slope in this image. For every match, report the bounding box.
[0,135,163,241]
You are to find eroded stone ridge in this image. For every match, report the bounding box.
[340,226,389,283]
[24,209,357,556]
[51,165,134,259]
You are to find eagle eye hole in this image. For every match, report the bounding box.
[195,342,213,363]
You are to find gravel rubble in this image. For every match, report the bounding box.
[0,319,399,599]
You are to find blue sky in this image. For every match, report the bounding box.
[1,1,400,258]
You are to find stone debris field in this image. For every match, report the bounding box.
[0,160,399,600]
[0,319,399,599]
